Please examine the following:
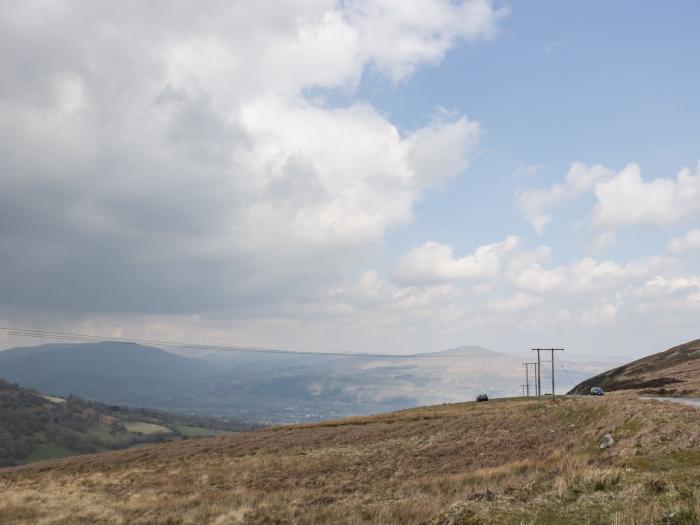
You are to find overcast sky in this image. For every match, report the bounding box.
[1,1,698,359]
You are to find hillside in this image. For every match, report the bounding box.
[0,342,606,423]
[0,379,259,467]
[3,395,700,524]
[568,338,700,395]
[0,342,217,408]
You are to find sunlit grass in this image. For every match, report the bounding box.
[3,396,700,524]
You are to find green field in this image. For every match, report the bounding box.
[0,378,253,469]
[88,423,139,448]
[123,421,172,435]
[25,444,78,463]
[18,424,227,465]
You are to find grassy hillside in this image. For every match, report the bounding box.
[3,395,700,524]
[568,338,700,396]
[0,379,260,467]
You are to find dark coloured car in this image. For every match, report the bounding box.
[476,393,488,402]
[590,387,604,396]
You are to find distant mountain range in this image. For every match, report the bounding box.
[0,342,215,408]
[0,342,610,423]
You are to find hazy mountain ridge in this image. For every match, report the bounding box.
[415,345,499,357]
[0,342,604,423]
[0,342,217,409]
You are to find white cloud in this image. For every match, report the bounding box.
[0,0,499,317]
[592,163,700,227]
[508,262,566,293]
[3,2,697,358]
[407,113,480,187]
[513,163,541,178]
[239,98,480,249]
[634,275,700,299]
[487,292,540,313]
[338,271,459,311]
[583,231,617,256]
[517,163,614,233]
[578,300,621,326]
[668,229,700,254]
[394,233,671,300]
[630,276,700,318]
[509,254,668,294]
[393,236,519,285]
[346,0,507,81]
[518,161,700,259]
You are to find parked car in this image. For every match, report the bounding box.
[476,393,489,402]
[590,387,605,396]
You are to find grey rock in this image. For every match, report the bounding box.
[599,433,615,449]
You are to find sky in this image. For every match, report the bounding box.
[0,0,698,359]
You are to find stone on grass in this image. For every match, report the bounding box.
[599,433,615,449]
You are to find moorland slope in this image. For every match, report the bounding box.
[568,338,700,396]
[3,394,700,524]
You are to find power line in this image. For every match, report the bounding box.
[532,348,564,396]
[556,354,575,388]
[0,325,486,359]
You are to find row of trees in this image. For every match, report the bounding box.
[0,380,101,465]
[0,378,263,466]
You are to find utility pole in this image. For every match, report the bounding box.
[523,362,538,396]
[535,348,542,397]
[532,348,565,397]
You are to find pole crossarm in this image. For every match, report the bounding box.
[531,348,565,397]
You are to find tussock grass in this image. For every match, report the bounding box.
[2,396,700,524]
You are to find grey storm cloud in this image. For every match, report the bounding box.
[0,0,487,317]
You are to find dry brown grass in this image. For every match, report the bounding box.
[2,395,700,524]
[571,338,700,396]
